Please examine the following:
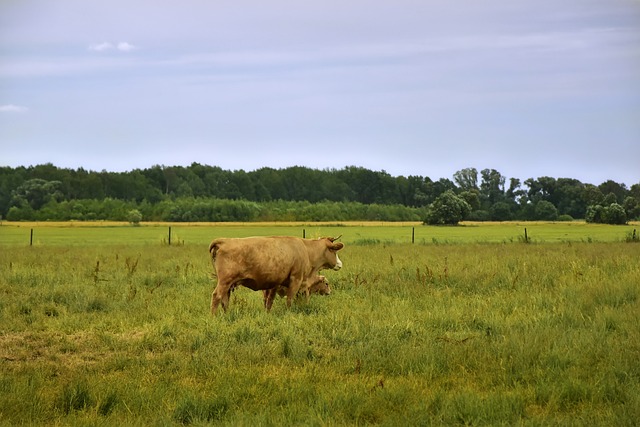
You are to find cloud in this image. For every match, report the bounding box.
[89,41,137,52]
[0,104,29,113]
[117,42,136,52]
[89,42,114,52]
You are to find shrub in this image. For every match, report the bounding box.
[558,214,574,222]
[127,209,143,225]
[587,203,627,225]
[585,205,603,223]
[424,191,471,225]
[602,203,627,225]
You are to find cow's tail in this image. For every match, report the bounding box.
[209,239,222,260]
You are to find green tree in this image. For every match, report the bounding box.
[0,166,27,216]
[490,202,513,221]
[525,176,557,205]
[583,184,604,207]
[453,168,478,191]
[534,200,558,221]
[424,190,471,225]
[554,178,586,218]
[396,175,430,207]
[622,196,640,220]
[602,192,617,206]
[602,203,627,225]
[585,205,603,223]
[630,183,640,201]
[480,168,505,208]
[6,205,35,221]
[506,178,526,205]
[336,166,400,204]
[10,179,63,210]
[67,168,105,200]
[127,209,143,225]
[459,189,481,211]
[598,180,627,203]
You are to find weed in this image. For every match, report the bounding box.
[97,390,119,416]
[87,297,108,312]
[55,381,93,415]
[173,396,229,424]
[124,255,139,277]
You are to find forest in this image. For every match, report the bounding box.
[1,163,638,224]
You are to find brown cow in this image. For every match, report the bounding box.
[271,274,332,300]
[208,236,344,313]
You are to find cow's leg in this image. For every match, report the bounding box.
[210,283,229,314]
[264,288,277,311]
[221,288,231,311]
[286,277,304,308]
[210,289,220,314]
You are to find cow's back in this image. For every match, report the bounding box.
[211,236,309,291]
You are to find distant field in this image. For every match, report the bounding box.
[1,220,638,246]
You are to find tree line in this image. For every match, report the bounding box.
[1,163,638,224]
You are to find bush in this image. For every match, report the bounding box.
[127,209,143,225]
[558,214,574,222]
[585,205,603,223]
[587,203,627,225]
[424,191,471,225]
[602,203,627,225]
[6,206,35,221]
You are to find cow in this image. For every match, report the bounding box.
[208,236,344,314]
[270,274,332,300]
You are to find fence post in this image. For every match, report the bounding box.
[524,228,528,243]
[303,229,306,239]
[412,227,415,244]
[30,228,33,246]
[168,226,172,245]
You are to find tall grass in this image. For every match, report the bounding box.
[1,237,639,425]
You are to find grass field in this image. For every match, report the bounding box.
[1,220,638,246]
[1,222,639,425]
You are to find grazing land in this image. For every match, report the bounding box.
[1,220,638,246]
[0,222,639,425]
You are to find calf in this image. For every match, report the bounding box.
[269,275,332,301]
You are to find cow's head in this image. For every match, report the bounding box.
[309,275,332,296]
[322,236,344,270]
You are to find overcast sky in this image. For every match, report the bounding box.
[1,0,639,187]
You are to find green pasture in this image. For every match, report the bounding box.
[1,220,638,246]
[1,222,639,425]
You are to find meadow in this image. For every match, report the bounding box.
[0,222,639,425]
[1,220,638,246]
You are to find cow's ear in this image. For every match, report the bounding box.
[330,242,344,251]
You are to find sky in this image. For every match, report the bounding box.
[1,0,639,187]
